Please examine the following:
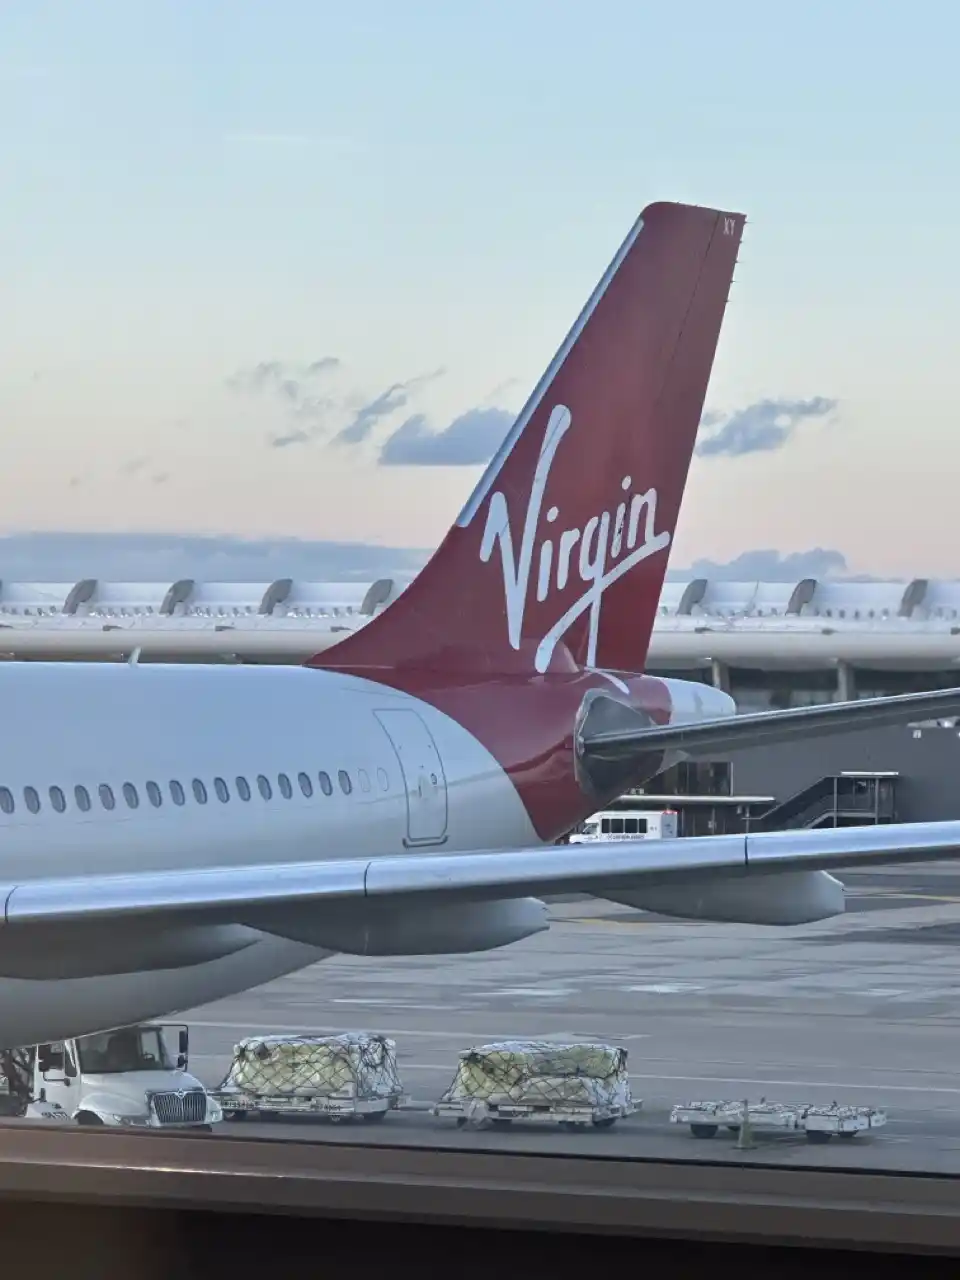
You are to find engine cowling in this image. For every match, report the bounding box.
[599,869,845,926]
[244,896,549,956]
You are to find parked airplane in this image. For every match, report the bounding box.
[3,200,960,1049]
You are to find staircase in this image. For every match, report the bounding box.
[746,772,898,832]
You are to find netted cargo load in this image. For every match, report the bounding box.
[436,1040,635,1123]
[220,1033,403,1101]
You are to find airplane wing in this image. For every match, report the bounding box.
[5,818,960,933]
[581,684,960,760]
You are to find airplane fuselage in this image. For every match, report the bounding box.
[0,660,728,1044]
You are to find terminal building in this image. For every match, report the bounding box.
[2,573,960,831]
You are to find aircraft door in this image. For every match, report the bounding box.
[375,708,449,846]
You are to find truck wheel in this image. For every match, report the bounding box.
[363,1111,388,1123]
[76,1111,104,1126]
[806,1130,832,1144]
[690,1124,718,1139]
[592,1117,617,1129]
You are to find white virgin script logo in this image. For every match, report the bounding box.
[479,403,672,673]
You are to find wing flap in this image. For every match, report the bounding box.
[4,821,960,931]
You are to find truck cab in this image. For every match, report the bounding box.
[30,1023,222,1129]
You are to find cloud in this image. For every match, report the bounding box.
[333,370,445,447]
[696,396,837,458]
[0,533,429,583]
[0,531,919,589]
[226,358,340,397]
[380,407,515,466]
[667,548,854,581]
[227,359,342,447]
[119,457,149,477]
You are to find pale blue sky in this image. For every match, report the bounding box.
[2,0,958,576]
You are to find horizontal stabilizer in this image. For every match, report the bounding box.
[579,683,960,762]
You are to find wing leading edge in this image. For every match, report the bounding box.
[4,819,960,932]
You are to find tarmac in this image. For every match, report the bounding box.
[179,860,960,1172]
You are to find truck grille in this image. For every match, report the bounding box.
[150,1088,206,1126]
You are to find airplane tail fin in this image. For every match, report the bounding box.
[310,202,744,678]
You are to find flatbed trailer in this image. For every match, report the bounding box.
[670,1098,887,1144]
[433,1096,636,1129]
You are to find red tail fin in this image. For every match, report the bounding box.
[312,202,744,677]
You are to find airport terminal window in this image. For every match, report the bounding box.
[146,780,162,807]
[214,777,230,803]
[338,769,352,795]
[99,783,115,810]
[24,786,40,814]
[192,778,208,804]
[278,772,293,799]
[377,768,389,791]
[257,774,272,800]
[318,770,333,796]
[49,785,66,813]
[169,780,185,806]
[122,782,139,809]
[0,787,14,815]
[297,771,313,798]
[236,775,251,801]
[74,784,91,812]
[358,768,371,793]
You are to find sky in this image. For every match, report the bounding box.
[2,0,959,581]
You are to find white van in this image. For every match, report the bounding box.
[569,809,678,843]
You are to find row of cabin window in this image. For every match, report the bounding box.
[0,767,390,817]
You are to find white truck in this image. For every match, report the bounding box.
[2,1023,222,1130]
[568,809,679,844]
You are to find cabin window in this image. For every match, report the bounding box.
[236,776,251,801]
[99,783,115,810]
[24,786,40,814]
[169,780,185,806]
[318,771,333,796]
[338,770,352,795]
[257,774,272,800]
[74,785,91,812]
[192,778,208,804]
[0,787,14,814]
[377,768,389,791]
[358,768,371,793]
[146,781,163,808]
[214,777,230,803]
[49,786,66,814]
[278,772,293,800]
[298,771,313,798]
[122,782,139,809]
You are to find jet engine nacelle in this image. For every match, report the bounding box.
[245,896,549,956]
[600,869,845,926]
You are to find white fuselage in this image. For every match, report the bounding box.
[0,661,723,1045]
